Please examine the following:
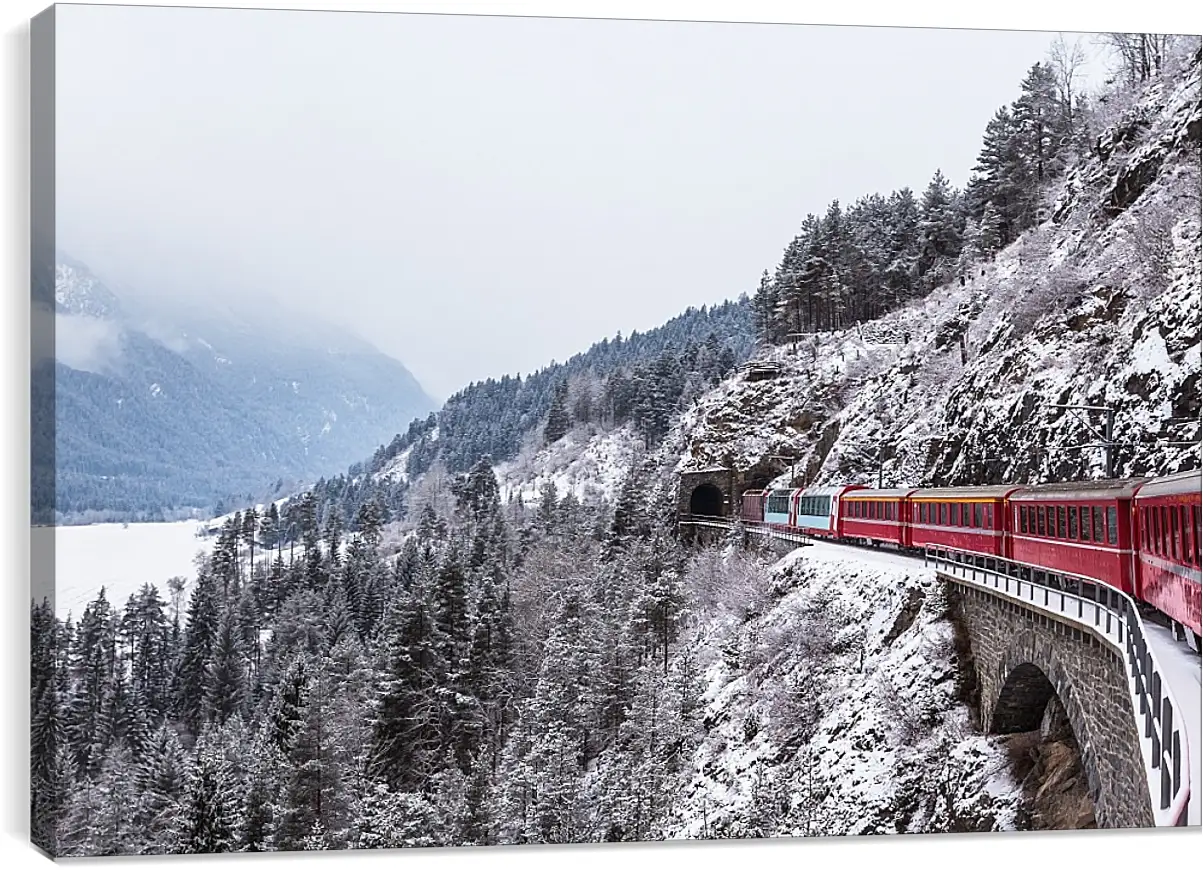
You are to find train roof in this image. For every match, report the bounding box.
[803,484,865,497]
[843,487,919,499]
[1132,469,1202,500]
[1009,478,1147,501]
[910,485,1023,500]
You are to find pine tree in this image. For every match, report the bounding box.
[204,606,248,726]
[175,572,221,735]
[544,380,570,445]
[172,726,241,853]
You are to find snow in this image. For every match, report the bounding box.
[494,424,642,507]
[374,444,414,484]
[53,521,217,621]
[667,539,1023,837]
[1143,622,1201,826]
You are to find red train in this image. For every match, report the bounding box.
[738,470,1202,646]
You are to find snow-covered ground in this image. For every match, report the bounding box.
[52,521,217,620]
[668,540,1024,837]
[495,424,642,507]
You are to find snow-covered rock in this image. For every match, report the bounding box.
[664,542,1023,838]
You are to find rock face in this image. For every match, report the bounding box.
[673,53,1201,494]
[997,695,1098,831]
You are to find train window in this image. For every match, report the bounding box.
[1068,507,1077,539]
[1107,507,1118,545]
[939,503,947,524]
[1173,507,1183,561]
[1080,506,1092,541]
[985,507,992,529]
[1093,507,1104,542]
[1036,507,1045,535]
[1160,506,1169,554]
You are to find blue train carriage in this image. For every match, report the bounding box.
[763,487,802,529]
[795,484,868,537]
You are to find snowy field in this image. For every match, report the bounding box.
[52,521,217,620]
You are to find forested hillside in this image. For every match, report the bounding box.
[286,298,756,536]
[38,253,437,524]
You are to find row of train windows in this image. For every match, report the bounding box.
[1139,504,1201,567]
[765,495,791,515]
[1017,504,1117,545]
[848,500,898,520]
[798,496,832,517]
[915,501,994,530]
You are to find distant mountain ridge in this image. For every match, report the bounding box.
[37,252,438,523]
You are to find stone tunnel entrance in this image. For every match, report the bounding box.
[689,484,724,517]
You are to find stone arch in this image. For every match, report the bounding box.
[991,663,1056,733]
[689,483,724,517]
[992,632,1103,820]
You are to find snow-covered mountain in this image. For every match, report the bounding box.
[674,49,1201,491]
[39,252,438,523]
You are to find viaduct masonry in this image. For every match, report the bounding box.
[948,582,1155,828]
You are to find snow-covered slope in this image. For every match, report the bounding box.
[493,424,645,507]
[664,541,1024,838]
[675,51,1201,491]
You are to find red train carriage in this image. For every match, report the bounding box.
[740,489,767,525]
[909,485,1018,557]
[840,488,918,548]
[1133,470,1201,641]
[1008,479,1142,595]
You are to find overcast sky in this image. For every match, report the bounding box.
[54,4,1114,400]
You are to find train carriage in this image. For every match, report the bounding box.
[1008,479,1142,596]
[1133,469,1201,641]
[793,484,867,537]
[740,489,768,525]
[763,488,801,530]
[908,485,1018,558]
[840,488,918,548]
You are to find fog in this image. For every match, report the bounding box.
[54,5,1114,400]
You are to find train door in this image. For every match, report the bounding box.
[1001,497,1015,560]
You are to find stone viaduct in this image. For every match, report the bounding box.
[947,581,1157,828]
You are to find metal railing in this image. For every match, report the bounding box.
[926,545,1191,827]
[679,514,816,546]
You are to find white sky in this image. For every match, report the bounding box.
[53,3,1118,400]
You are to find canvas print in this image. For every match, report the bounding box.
[28,2,1203,859]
